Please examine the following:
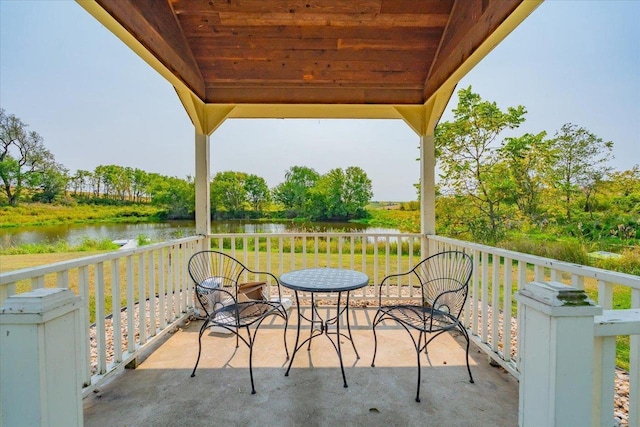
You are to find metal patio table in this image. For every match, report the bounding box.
[280,267,369,388]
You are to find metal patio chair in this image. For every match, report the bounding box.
[188,250,289,394]
[371,250,474,402]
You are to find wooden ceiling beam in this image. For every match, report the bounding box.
[172,0,453,16]
[209,13,449,27]
[201,68,425,84]
[187,34,439,51]
[199,58,428,73]
[380,0,453,15]
[226,103,406,119]
[190,46,436,62]
[204,85,424,104]
[171,0,384,15]
[178,21,444,40]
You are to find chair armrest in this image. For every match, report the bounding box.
[244,269,283,299]
[377,270,416,306]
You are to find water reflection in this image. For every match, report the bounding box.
[0,220,401,249]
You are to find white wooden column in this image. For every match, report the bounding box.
[515,281,602,427]
[194,131,210,240]
[420,133,436,237]
[176,92,234,250]
[419,127,437,259]
[396,93,449,259]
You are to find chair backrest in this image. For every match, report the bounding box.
[414,251,473,318]
[188,250,247,294]
[188,250,283,316]
[188,251,248,317]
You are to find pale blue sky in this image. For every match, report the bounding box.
[1,1,638,201]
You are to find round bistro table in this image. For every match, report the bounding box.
[280,267,369,388]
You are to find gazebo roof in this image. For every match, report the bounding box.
[79,0,540,131]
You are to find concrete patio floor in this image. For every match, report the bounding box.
[83,307,519,427]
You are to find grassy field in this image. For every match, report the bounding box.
[0,202,162,228]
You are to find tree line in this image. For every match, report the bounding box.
[2,96,638,243]
[0,108,373,221]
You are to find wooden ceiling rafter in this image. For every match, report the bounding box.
[95,0,205,98]
[81,0,541,116]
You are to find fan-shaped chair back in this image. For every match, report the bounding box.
[414,250,473,317]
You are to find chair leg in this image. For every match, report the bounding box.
[285,292,303,377]
[190,320,209,377]
[246,326,257,394]
[459,325,475,383]
[370,312,382,368]
[282,311,290,360]
[415,331,425,403]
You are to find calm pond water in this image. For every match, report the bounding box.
[0,220,401,249]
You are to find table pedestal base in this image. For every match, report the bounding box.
[284,291,359,388]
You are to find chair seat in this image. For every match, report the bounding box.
[378,304,460,333]
[210,300,283,328]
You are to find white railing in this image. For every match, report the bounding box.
[0,236,204,396]
[594,310,640,427]
[2,231,638,424]
[428,235,639,427]
[207,232,423,301]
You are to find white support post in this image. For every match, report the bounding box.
[515,281,602,427]
[420,133,436,258]
[0,288,83,427]
[194,130,211,251]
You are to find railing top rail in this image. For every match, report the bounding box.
[429,235,640,289]
[208,232,423,238]
[0,236,202,285]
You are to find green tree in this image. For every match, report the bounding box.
[150,175,194,219]
[273,166,319,216]
[70,169,93,196]
[132,168,151,202]
[304,167,373,221]
[244,174,270,213]
[93,165,109,198]
[0,109,59,205]
[343,166,373,218]
[435,87,526,243]
[608,165,640,197]
[500,131,551,219]
[96,165,132,201]
[31,160,69,203]
[306,169,345,220]
[604,165,640,216]
[607,165,640,199]
[547,123,613,220]
[210,171,248,217]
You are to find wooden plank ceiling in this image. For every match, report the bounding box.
[95,0,523,105]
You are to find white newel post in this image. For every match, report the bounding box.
[515,281,602,427]
[0,288,83,427]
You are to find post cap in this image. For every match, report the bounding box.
[1,288,78,315]
[518,281,597,307]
